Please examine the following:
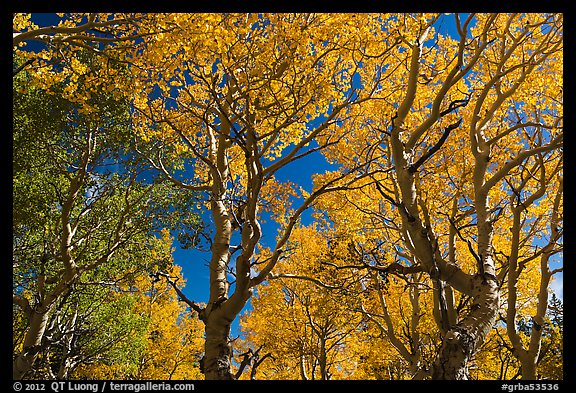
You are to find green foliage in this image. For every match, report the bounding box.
[13,52,204,379]
[144,182,205,250]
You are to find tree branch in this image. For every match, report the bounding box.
[13,294,32,316]
[408,118,462,174]
[482,133,563,194]
[152,272,205,320]
[250,166,377,287]
[268,273,341,290]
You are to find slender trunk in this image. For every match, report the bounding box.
[200,135,234,378]
[13,308,51,379]
[432,187,500,379]
[319,335,328,380]
[299,352,309,380]
[513,259,553,380]
[507,177,562,380]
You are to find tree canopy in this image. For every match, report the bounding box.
[13,13,562,381]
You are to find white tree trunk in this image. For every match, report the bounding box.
[432,275,499,379]
[13,308,51,379]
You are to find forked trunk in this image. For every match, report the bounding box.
[432,274,499,379]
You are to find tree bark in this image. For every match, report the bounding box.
[13,307,51,379]
[200,194,234,380]
[432,274,499,379]
[202,310,234,380]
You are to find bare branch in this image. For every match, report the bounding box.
[408,118,462,174]
[152,272,205,319]
[250,165,377,287]
[268,273,341,290]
